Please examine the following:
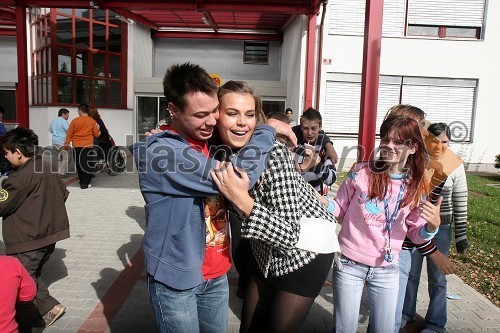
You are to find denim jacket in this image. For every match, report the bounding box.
[132,125,276,290]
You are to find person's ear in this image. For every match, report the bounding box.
[168,102,180,119]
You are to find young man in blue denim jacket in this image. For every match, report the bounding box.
[132,62,294,333]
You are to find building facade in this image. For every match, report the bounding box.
[0,0,498,170]
[320,0,499,171]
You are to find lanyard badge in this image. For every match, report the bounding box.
[383,179,406,263]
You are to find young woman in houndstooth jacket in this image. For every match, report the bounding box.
[210,80,337,333]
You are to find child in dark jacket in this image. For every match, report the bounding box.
[0,127,70,328]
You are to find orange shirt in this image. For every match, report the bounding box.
[64,116,100,148]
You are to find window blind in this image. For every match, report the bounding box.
[401,80,476,141]
[407,0,485,27]
[382,0,406,37]
[323,80,361,135]
[329,0,366,36]
[375,82,402,133]
[329,0,406,37]
[323,76,401,136]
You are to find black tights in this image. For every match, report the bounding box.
[240,274,315,333]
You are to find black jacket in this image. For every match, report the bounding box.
[0,156,70,254]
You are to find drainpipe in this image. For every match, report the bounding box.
[304,13,316,110]
[358,0,383,162]
[315,0,327,111]
[15,5,29,127]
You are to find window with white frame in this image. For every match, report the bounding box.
[329,0,485,39]
[323,74,477,142]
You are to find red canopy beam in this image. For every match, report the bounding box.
[0,29,16,36]
[277,14,293,31]
[113,8,159,30]
[153,30,282,41]
[98,1,317,14]
[304,13,316,109]
[9,0,92,7]
[202,11,219,33]
[358,0,384,162]
[15,5,29,127]
[0,8,16,21]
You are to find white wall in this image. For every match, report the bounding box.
[319,0,500,170]
[153,39,281,81]
[34,106,133,148]
[126,22,154,137]
[281,16,308,124]
[132,24,153,79]
[0,37,18,83]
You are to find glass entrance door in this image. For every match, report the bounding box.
[136,95,167,140]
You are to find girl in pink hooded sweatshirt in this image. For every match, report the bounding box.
[322,115,441,333]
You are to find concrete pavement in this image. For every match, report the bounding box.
[0,156,499,333]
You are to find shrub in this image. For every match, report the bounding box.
[496,154,500,169]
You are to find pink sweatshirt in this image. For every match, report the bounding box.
[333,165,431,267]
[0,256,37,333]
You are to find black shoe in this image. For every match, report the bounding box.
[80,184,92,189]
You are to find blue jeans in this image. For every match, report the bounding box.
[403,225,452,333]
[148,274,229,333]
[333,255,400,333]
[394,249,412,333]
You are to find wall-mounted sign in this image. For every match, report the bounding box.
[210,73,222,86]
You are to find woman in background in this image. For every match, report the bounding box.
[88,106,112,165]
[402,122,468,333]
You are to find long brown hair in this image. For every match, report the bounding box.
[88,106,101,121]
[384,104,426,122]
[367,116,429,207]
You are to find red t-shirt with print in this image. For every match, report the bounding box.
[165,126,231,279]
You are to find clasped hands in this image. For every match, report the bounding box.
[210,161,254,217]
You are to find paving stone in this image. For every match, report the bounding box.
[1,170,498,332]
[470,318,500,329]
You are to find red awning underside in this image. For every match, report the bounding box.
[0,0,322,39]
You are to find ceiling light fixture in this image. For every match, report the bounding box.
[116,15,132,24]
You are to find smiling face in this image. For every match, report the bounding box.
[217,92,257,149]
[169,91,220,142]
[378,129,416,169]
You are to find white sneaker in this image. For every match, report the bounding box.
[42,304,66,326]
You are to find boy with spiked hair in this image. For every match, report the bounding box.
[292,108,338,195]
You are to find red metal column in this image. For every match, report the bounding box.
[304,13,316,110]
[358,0,384,161]
[15,5,29,127]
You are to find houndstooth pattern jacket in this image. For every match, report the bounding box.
[240,142,337,278]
